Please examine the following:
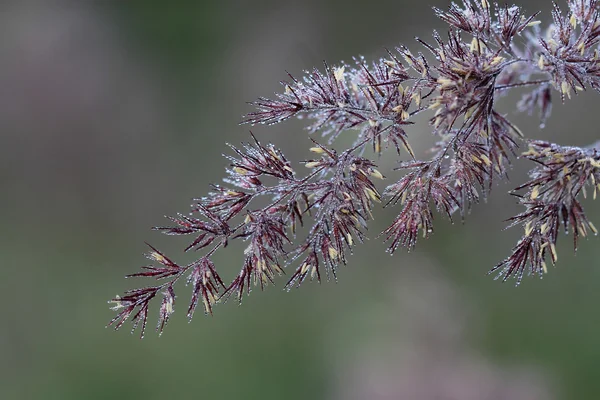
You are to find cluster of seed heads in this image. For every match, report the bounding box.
[109,0,600,337]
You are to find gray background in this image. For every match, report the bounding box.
[2,1,599,399]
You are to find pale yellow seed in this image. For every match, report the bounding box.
[328,246,339,260]
[334,66,345,82]
[429,100,442,110]
[258,259,267,271]
[208,291,217,304]
[525,222,533,236]
[269,148,281,160]
[370,169,385,180]
[561,81,571,98]
[365,188,381,202]
[401,190,408,205]
[531,185,540,200]
[539,242,548,258]
[165,297,173,314]
[234,166,249,175]
[570,13,577,29]
[150,252,166,263]
[464,106,475,120]
[523,146,537,157]
[451,66,467,74]
[403,141,415,158]
[300,263,310,275]
[490,56,505,66]
[412,92,421,108]
[438,77,454,88]
[470,37,479,53]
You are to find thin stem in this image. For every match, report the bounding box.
[495,79,551,90]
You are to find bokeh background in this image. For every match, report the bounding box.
[3,1,600,399]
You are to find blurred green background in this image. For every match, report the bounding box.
[2,1,600,399]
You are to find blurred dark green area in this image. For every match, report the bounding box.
[2,1,600,399]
